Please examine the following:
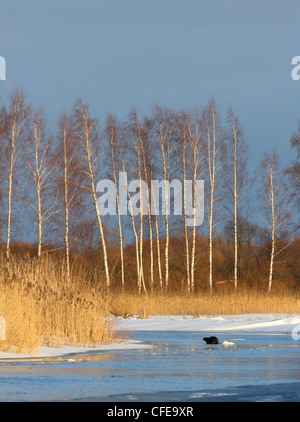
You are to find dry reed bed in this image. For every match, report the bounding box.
[109,290,300,319]
[0,256,117,354]
[0,256,299,354]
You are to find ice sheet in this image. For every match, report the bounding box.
[1,314,299,360]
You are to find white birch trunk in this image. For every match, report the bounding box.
[183,138,191,293]
[149,151,162,289]
[110,130,124,291]
[162,147,169,290]
[78,102,110,288]
[6,150,14,260]
[233,122,238,290]
[268,166,275,293]
[140,133,154,292]
[6,92,28,261]
[208,138,215,294]
[153,190,163,289]
[62,118,70,285]
[191,166,197,294]
[91,170,110,289]
[118,153,140,292]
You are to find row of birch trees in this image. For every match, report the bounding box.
[0,89,298,293]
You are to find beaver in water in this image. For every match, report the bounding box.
[203,336,220,344]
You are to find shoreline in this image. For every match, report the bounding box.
[1,313,299,360]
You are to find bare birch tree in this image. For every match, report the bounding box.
[225,105,249,289]
[150,106,177,290]
[177,111,205,293]
[24,108,59,259]
[125,115,149,294]
[56,110,82,285]
[72,99,110,289]
[105,113,125,291]
[177,113,191,292]
[113,122,143,293]
[5,89,30,260]
[0,101,8,237]
[185,112,205,293]
[134,139,145,294]
[130,108,154,292]
[144,115,163,290]
[202,98,224,293]
[259,150,291,292]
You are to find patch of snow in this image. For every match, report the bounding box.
[223,340,236,346]
[117,313,300,334]
[0,339,150,360]
[190,392,238,398]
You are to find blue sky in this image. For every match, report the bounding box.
[0,0,299,169]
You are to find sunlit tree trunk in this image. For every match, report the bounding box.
[231,110,239,290]
[223,106,250,290]
[25,109,59,261]
[269,175,275,293]
[206,110,216,294]
[128,119,147,295]
[6,90,29,260]
[203,99,223,293]
[151,107,175,290]
[259,150,290,293]
[116,133,142,293]
[62,115,71,284]
[133,111,154,292]
[73,99,110,288]
[106,115,125,291]
[148,146,163,289]
[182,128,191,293]
[184,113,205,293]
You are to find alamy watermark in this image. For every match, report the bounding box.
[96,172,204,227]
[0,56,6,80]
[291,56,300,81]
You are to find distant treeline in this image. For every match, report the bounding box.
[0,89,299,294]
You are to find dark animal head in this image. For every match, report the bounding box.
[203,336,220,344]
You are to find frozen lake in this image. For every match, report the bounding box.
[0,331,299,402]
